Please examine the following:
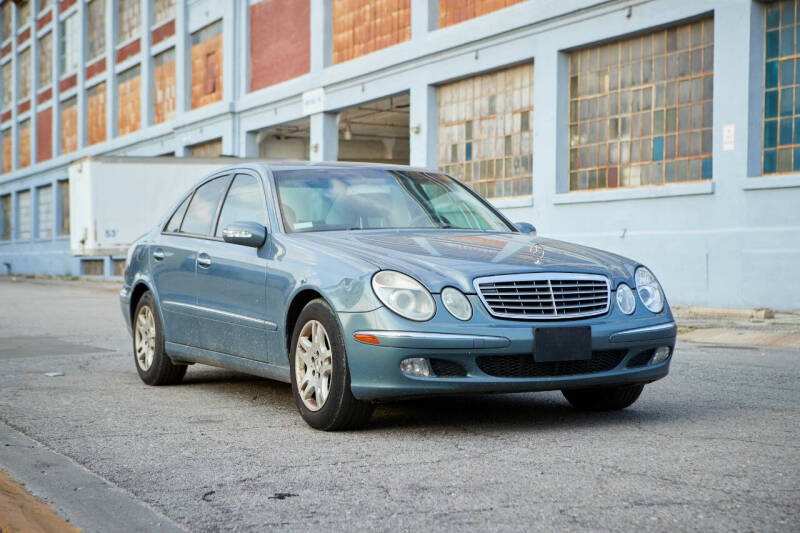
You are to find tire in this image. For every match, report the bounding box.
[561,384,644,411]
[132,291,187,386]
[289,299,373,430]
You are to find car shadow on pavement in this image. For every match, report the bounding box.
[173,367,687,432]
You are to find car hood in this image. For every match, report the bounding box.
[299,230,635,293]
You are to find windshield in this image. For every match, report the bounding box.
[274,169,515,233]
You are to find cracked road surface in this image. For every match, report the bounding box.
[0,278,798,531]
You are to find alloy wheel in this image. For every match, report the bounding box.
[134,305,156,371]
[294,320,333,411]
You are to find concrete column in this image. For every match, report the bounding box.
[309,111,338,162]
[411,0,438,36]
[10,1,18,170]
[51,0,61,158]
[29,0,38,165]
[222,0,237,103]
[51,179,59,239]
[310,0,332,73]
[31,186,39,239]
[238,0,250,97]
[11,190,18,240]
[105,0,118,140]
[76,0,87,147]
[174,0,188,115]
[140,0,153,128]
[409,82,437,168]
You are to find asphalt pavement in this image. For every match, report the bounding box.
[0,277,798,532]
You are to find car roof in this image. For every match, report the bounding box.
[215,160,438,175]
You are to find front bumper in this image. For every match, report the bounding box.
[119,284,132,336]
[340,297,676,401]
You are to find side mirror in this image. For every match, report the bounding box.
[221,221,267,248]
[514,222,536,235]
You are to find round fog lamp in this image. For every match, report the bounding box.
[650,346,671,365]
[400,357,431,377]
[616,283,636,315]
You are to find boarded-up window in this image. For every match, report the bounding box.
[39,32,53,87]
[2,61,12,110]
[118,0,140,43]
[117,65,141,135]
[153,0,175,26]
[18,190,32,240]
[332,0,410,65]
[187,138,222,157]
[39,0,53,14]
[249,0,310,91]
[0,194,11,240]
[439,0,527,28]
[1,129,10,174]
[37,184,53,239]
[81,259,104,276]
[438,63,533,198]
[19,48,32,101]
[190,21,223,109]
[87,0,106,61]
[61,97,78,154]
[153,48,176,124]
[60,13,80,76]
[1,2,12,41]
[19,119,31,168]
[568,19,714,189]
[112,258,125,276]
[87,82,107,145]
[59,179,69,236]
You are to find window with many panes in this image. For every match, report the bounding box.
[60,13,79,76]
[39,32,53,87]
[18,190,32,240]
[37,185,53,239]
[1,2,12,41]
[118,0,140,43]
[762,1,800,174]
[87,0,106,62]
[19,47,31,101]
[153,0,175,26]
[17,1,30,28]
[568,19,714,190]
[438,63,533,198]
[2,61,11,109]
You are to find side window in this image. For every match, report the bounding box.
[180,177,229,235]
[215,174,267,237]
[164,194,192,233]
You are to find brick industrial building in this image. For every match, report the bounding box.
[0,0,799,310]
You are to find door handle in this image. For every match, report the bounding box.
[197,253,212,268]
[152,248,165,261]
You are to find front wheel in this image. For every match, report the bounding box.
[561,384,644,411]
[289,299,373,430]
[133,291,187,386]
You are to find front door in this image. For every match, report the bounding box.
[193,173,273,361]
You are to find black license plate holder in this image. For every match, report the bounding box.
[533,327,592,362]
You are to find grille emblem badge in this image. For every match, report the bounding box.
[529,244,545,264]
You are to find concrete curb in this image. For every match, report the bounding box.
[0,422,186,533]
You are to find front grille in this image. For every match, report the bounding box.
[475,350,626,378]
[474,273,610,320]
[429,358,467,378]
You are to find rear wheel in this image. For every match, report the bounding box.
[561,384,644,411]
[289,299,373,430]
[133,291,187,386]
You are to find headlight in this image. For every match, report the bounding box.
[372,271,436,321]
[616,283,636,315]
[441,287,472,321]
[635,266,665,313]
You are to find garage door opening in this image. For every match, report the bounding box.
[337,93,409,164]
[256,118,311,160]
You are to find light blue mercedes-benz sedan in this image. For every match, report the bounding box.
[120,162,676,430]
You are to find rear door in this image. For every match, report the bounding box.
[154,175,230,347]
[194,172,273,360]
